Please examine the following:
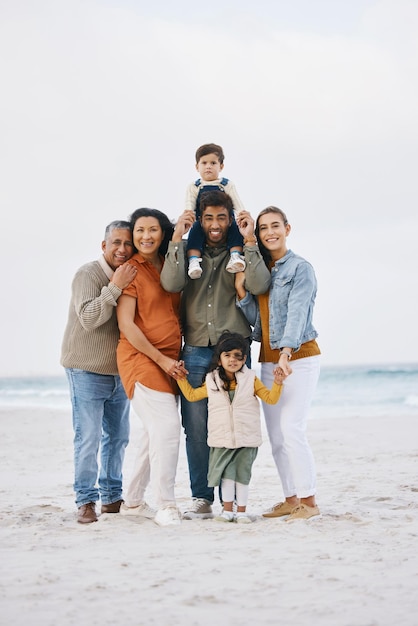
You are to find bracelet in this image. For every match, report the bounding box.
[279,350,292,360]
[244,237,257,245]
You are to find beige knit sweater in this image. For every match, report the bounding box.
[60,257,123,375]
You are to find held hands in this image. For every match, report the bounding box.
[111,263,137,290]
[273,357,293,382]
[172,210,196,242]
[162,357,188,380]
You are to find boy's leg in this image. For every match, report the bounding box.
[226,219,246,273]
[186,222,205,278]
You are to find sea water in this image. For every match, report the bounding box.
[0,364,417,419]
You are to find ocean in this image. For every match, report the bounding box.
[0,364,417,419]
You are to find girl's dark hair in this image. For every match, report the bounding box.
[208,331,248,391]
[255,206,289,266]
[129,208,174,256]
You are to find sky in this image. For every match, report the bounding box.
[0,0,417,376]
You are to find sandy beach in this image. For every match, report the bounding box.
[1,406,417,626]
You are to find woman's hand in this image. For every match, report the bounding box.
[273,364,292,384]
[161,356,188,380]
[273,353,293,377]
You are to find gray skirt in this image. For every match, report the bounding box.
[207,446,258,487]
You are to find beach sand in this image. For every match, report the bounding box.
[1,406,417,626]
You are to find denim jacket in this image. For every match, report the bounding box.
[237,249,318,352]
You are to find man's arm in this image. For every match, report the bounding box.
[160,210,195,293]
[74,263,137,330]
[237,211,271,295]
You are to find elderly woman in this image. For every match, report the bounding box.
[116,208,192,527]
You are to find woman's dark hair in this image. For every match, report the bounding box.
[129,208,174,256]
[208,331,248,391]
[255,206,289,266]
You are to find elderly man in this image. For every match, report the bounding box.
[61,220,136,523]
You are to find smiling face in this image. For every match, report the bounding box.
[196,153,224,182]
[200,205,232,247]
[101,228,134,270]
[218,349,246,379]
[256,210,291,261]
[132,216,164,261]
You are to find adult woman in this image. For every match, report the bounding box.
[237,206,321,521]
[116,208,191,526]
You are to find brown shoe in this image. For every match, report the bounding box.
[262,501,295,518]
[77,502,98,524]
[285,503,320,522]
[101,499,123,514]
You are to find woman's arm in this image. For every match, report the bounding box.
[117,294,187,379]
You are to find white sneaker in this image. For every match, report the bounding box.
[154,506,182,527]
[120,502,155,519]
[188,257,202,279]
[226,253,246,274]
[214,510,235,523]
[235,512,252,524]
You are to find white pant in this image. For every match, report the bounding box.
[125,382,181,509]
[261,356,320,499]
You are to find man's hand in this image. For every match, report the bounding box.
[172,210,196,242]
[236,210,256,242]
[111,263,137,290]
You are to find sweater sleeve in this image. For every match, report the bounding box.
[225,180,246,214]
[177,378,208,402]
[185,183,198,213]
[73,266,122,331]
[254,376,283,405]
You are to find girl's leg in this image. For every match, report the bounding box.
[235,481,252,523]
[220,477,235,511]
[215,478,235,522]
[235,481,249,512]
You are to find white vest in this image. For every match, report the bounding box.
[206,366,262,449]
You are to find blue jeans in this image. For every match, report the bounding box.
[181,343,251,503]
[65,369,130,507]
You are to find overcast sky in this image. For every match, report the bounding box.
[1,0,417,376]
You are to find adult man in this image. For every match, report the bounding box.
[161,190,271,518]
[61,221,137,524]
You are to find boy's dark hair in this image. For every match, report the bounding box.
[195,143,225,165]
[199,190,234,219]
[128,208,174,256]
[208,331,248,391]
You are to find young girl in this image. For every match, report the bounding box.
[177,331,287,523]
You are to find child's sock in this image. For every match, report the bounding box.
[226,251,246,274]
[188,256,202,279]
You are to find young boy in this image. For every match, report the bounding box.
[185,143,246,279]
